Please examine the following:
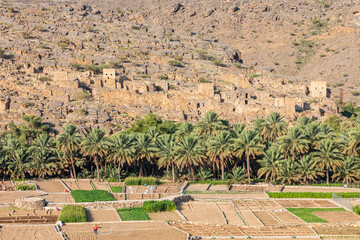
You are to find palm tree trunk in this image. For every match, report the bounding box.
[95,156,100,181]
[292,152,295,162]
[191,166,195,182]
[326,168,329,185]
[246,152,251,184]
[172,162,175,183]
[221,157,225,180]
[139,160,143,177]
[69,164,74,179]
[117,161,121,182]
[70,154,77,179]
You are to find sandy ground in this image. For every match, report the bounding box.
[217,202,246,226]
[314,225,360,235]
[0,225,61,240]
[190,192,268,199]
[185,184,210,191]
[282,186,360,192]
[154,184,181,194]
[273,210,305,225]
[0,191,42,204]
[77,180,93,190]
[62,180,81,191]
[208,185,229,191]
[179,202,226,224]
[62,222,187,240]
[252,211,282,226]
[85,209,120,222]
[92,181,109,191]
[275,199,338,208]
[313,211,360,223]
[147,211,183,221]
[34,181,66,193]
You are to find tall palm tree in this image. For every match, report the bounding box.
[155,134,177,182]
[232,129,264,183]
[108,133,134,181]
[313,139,343,184]
[232,124,245,138]
[81,129,110,180]
[260,112,287,142]
[196,111,228,137]
[146,127,161,143]
[252,118,265,133]
[29,134,58,179]
[345,127,360,157]
[258,147,283,183]
[174,122,195,143]
[7,148,30,180]
[207,131,233,180]
[57,125,82,179]
[278,127,309,162]
[175,136,206,181]
[296,116,313,127]
[332,156,360,185]
[278,158,298,184]
[296,155,323,184]
[304,121,323,148]
[134,133,155,177]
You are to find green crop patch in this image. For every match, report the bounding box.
[71,190,115,202]
[117,207,149,221]
[59,205,87,223]
[142,200,176,213]
[287,208,345,223]
[111,186,123,193]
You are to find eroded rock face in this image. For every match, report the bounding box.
[15,197,45,210]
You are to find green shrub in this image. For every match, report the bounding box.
[84,64,110,74]
[168,60,182,67]
[16,184,36,191]
[142,200,176,213]
[71,190,115,203]
[249,73,261,79]
[117,207,149,221]
[75,92,92,101]
[111,186,123,193]
[38,76,51,82]
[268,192,360,199]
[59,205,87,223]
[353,205,360,215]
[124,177,157,186]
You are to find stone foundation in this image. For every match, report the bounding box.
[14,197,45,210]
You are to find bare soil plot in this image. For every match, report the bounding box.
[63,180,81,191]
[112,193,126,200]
[170,222,317,237]
[0,225,61,240]
[276,199,338,208]
[256,199,283,210]
[253,211,282,226]
[282,186,360,192]
[154,184,180,194]
[190,192,268,199]
[34,181,65,193]
[0,191,42,204]
[217,202,245,226]
[233,199,279,211]
[126,185,154,193]
[272,210,305,225]
[179,202,226,224]
[40,193,74,203]
[108,182,124,187]
[0,209,60,224]
[63,222,187,240]
[77,180,93,190]
[92,181,110,191]
[208,185,229,191]
[321,237,360,240]
[314,225,360,235]
[185,184,209,191]
[240,211,263,227]
[230,185,282,192]
[86,209,120,222]
[147,211,182,221]
[313,211,360,223]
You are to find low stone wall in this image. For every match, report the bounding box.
[15,197,45,210]
[48,194,193,209]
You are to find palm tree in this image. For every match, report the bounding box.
[260,112,287,142]
[196,111,228,137]
[57,125,82,179]
[232,124,245,138]
[108,133,134,181]
[7,148,30,180]
[197,168,214,181]
[230,167,246,183]
[278,158,298,184]
[258,147,283,183]
[146,127,160,143]
[207,131,233,180]
[345,127,360,157]
[296,116,313,127]
[278,127,309,162]
[81,129,110,180]
[155,134,177,182]
[232,129,264,183]
[313,139,343,184]
[252,118,265,133]
[304,121,323,148]
[296,155,323,184]
[175,136,206,181]
[29,134,58,179]
[134,133,155,177]
[332,156,360,185]
[174,122,195,143]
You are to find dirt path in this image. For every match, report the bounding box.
[0,225,61,240]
